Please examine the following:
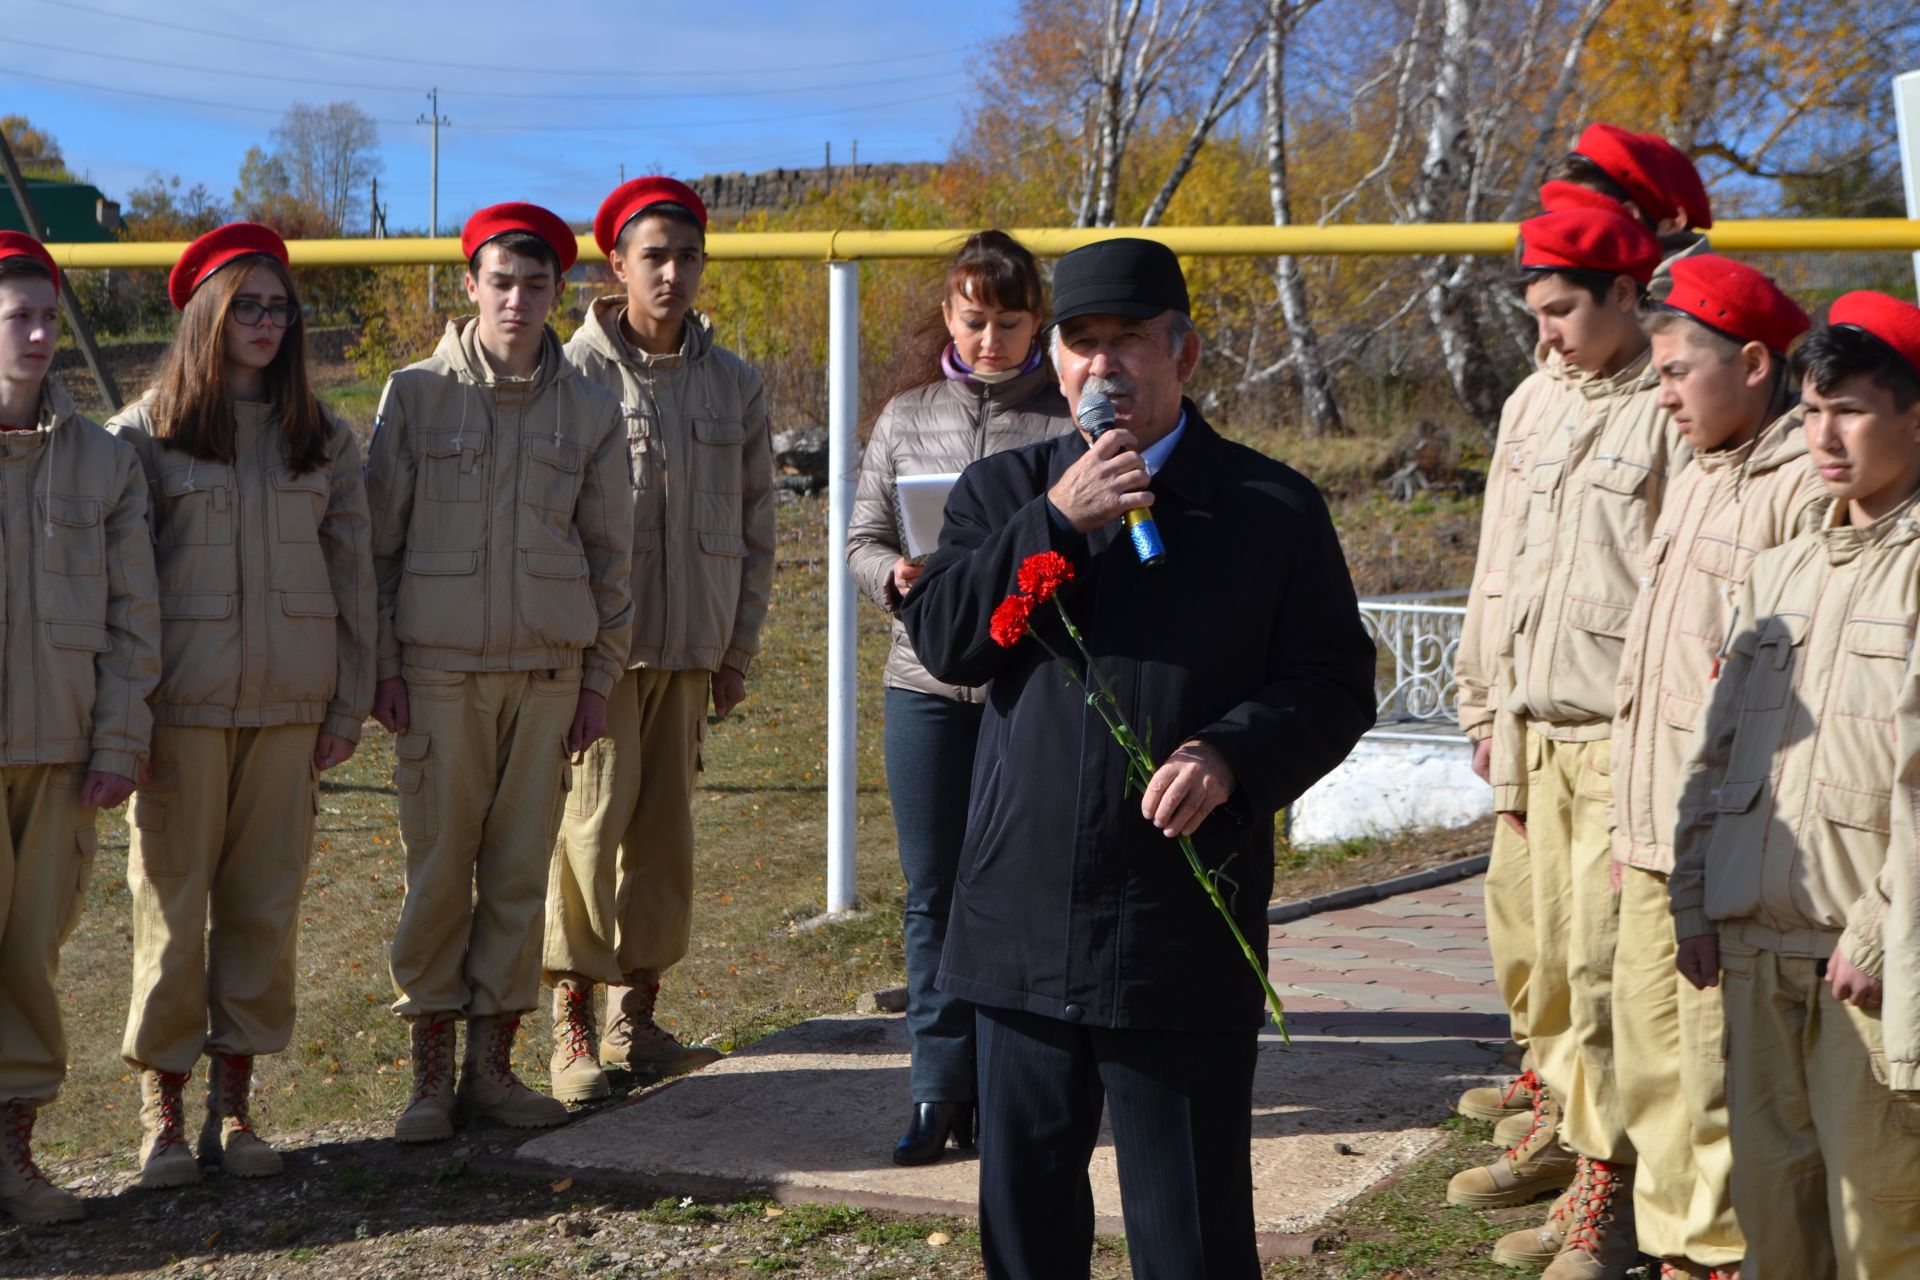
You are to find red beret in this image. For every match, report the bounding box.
[1638,132,1712,229]
[168,223,287,311]
[1660,255,1807,353]
[1539,180,1633,221]
[462,202,579,274]
[1828,291,1920,379]
[593,177,708,255]
[0,230,59,297]
[1572,123,1680,226]
[1518,208,1662,285]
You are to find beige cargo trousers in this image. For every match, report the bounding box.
[0,765,97,1105]
[387,664,580,1018]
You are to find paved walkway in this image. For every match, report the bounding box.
[513,872,1504,1255]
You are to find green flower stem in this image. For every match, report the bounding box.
[1029,597,1289,1039]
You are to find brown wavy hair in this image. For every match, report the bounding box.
[865,230,1049,433]
[149,253,331,474]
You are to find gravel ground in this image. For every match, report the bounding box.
[3,1113,1013,1279]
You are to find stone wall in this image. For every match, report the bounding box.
[690,163,940,220]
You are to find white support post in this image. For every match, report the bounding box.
[1897,70,1920,294]
[825,260,861,915]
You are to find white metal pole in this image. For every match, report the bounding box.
[826,260,861,915]
[1896,71,1920,294]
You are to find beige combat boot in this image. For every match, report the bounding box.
[1447,1087,1578,1208]
[1541,1157,1639,1279]
[1458,1068,1541,1124]
[394,1014,458,1143]
[0,1100,82,1224]
[1493,1106,1536,1147]
[549,977,611,1104]
[458,1015,568,1129]
[1492,1172,1582,1268]
[602,973,722,1078]
[135,1068,199,1189]
[200,1054,282,1178]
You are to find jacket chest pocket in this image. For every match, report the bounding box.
[623,406,656,491]
[1583,455,1654,555]
[1522,458,1564,547]
[1743,612,1807,713]
[1686,533,1747,583]
[36,495,104,577]
[692,416,745,491]
[271,467,330,544]
[157,466,234,547]
[421,433,487,504]
[1836,617,1911,719]
[521,435,584,514]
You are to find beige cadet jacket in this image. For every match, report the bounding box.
[846,363,1071,702]
[1496,348,1683,812]
[366,319,634,700]
[1671,496,1920,991]
[564,299,774,677]
[0,380,160,778]
[1610,407,1825,873]
[1457,365,1554,745]
[107,394,377,743]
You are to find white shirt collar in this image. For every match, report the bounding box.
[1140,411,1187,476]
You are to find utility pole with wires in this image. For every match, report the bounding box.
[418,88,451,312]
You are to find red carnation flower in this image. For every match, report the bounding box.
[1016,551,1075,604]
[989,593,1036,648]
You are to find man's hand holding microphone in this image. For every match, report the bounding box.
[1047,424,1155,533]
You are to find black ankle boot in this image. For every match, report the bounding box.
[892,1101,976,1166]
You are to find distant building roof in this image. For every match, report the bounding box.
[1,178,122,243]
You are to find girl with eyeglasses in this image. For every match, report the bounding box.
[107,223,375,1190]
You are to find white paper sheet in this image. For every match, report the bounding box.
[897,472,961,559]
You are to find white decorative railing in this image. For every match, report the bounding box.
[1359,590,1468,726]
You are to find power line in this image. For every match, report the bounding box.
[10,66,963,137]
[27,0,954,78]
[0,34,965,103]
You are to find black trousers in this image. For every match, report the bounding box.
[975,1005,1261,1280]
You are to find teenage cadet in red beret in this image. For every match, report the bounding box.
[1595,256,1823,1280]
[1447,209,1685,1279]
[1672,293,1920,1277]
[0,233,160,1225]
[537,177,770,1099]
[105,222,375,1190]
[365,203,633,1140]
[1543,124,1714,297]
[1452,204,1667,1156]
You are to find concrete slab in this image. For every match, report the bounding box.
[512,1012,1494,1251]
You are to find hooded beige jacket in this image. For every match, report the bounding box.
[1610,407,1825,872]
[107,393,377,742]
[0,379,160,778]
[563,299,774,676]
[1672,493,1920,1088]
[1457,366,1555,745]
[1496,348,1684,811]
[846,363,1071,701]
[366,319,634,699]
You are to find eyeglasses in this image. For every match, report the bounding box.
[230,299,299,328]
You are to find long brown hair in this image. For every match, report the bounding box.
[866,230,1049,432]
[149,253,331,474]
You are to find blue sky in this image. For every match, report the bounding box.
[6,0,1011,231]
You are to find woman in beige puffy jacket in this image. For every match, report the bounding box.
[846,231,1070,1165]
[109,224,375,1192]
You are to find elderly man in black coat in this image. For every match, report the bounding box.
[901,238,1377,1279]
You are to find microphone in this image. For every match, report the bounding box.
[1076,389,1166,566]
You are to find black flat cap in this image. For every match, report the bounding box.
[1051,237,1190,324]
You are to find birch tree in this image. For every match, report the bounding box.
[1258,0,1343,434]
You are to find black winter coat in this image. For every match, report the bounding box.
[902,405,1376,1030]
